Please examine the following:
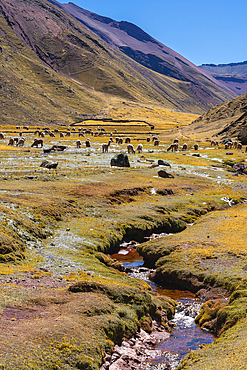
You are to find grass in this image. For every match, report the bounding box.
[0,121,245,368]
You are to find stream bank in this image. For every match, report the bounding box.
[103,241,215,369]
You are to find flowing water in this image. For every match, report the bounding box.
[112,240,215,369]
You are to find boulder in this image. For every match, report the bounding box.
[233,162,247,174]
[158,159,171,167]
[158,170,174,178]
[40,160,58,169]
[111,153,130,167]
[43,145,66,154]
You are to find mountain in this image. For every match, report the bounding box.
[199,61,247,96]
[182,93,247,143]
[0,0,235,126]
[51,1,235,109]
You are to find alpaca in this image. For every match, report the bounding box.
[17,138,25,147]
[76,140,81,148]
[167,143,178,152]
[31,139,43,148]
[102,140,111,153]
[154,140,160,146]
[127,144,135,154]
[237,142,242,150]
[136,144,143,153]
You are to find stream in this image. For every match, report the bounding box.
[111,239,215,369]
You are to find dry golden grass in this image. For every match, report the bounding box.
[0,122,245,369]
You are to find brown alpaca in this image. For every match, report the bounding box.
[127,144,135,153]
[76,140,81,148]
[31,139,43,148]
[102,140,111,153]
[136,144,143,153]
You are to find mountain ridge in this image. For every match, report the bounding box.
[181,92,247,143]
[55,1,235,93]
[199,61,247,95]
[0,0,236,127]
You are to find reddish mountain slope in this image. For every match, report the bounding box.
[52,0,235,108]
[0,0,237,127]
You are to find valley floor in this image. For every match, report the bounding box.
[0,122,246,369]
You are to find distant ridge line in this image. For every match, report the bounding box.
[200,60,247,68]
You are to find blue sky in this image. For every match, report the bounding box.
[59,0,247,66]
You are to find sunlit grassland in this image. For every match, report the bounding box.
[0,123,246,369]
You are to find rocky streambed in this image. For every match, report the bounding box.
[100,240,215,370]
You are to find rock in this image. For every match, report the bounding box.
[40,160,58,169]
[110,153,130,167]
[51,145,66,151]
[192,153,200,157]
[109,358,126,370]
[121,348,140,362]
[158,170,174,178]
[43,145,66,154]
[136,329,150,341]
[233,163,247,173]
[104,361,111,369]
[105,354,111,362]
[158,159,171,167]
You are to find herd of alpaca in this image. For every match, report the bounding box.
[0,127,246,154]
